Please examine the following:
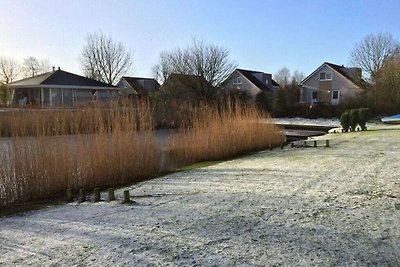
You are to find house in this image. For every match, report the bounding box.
[221,68,280,100]
[300,62,365,106]
[10,68,118,107]
[158,73,215,101]
[116,76,160,98]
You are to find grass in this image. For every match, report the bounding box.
[0,99,284,209]
[173,161,223,172]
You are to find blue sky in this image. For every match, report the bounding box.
[1,0,399,79]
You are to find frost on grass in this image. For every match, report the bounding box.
[1,125,400,266]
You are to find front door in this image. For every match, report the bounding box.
[331,90,339,105]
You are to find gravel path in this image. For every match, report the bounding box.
[1,125,400,266]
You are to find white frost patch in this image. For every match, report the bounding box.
[1,125,400,266]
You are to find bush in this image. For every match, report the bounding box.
[358,108,371,131]
[349,109,359,131]
[340,111,350,132]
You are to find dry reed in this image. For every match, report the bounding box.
[0,101,161,207]
[0,99,284,208]
[167,101,285,166]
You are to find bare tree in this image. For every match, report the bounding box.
[274,67,291,88]
[152,39,236,87]
[374,56,400,110]
[22,57,51,78]
[0,57,19,84]
[292,70,305,85]
[80,31,133,85]
[350,32,400,81]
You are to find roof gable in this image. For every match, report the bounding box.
[302,62,364,88]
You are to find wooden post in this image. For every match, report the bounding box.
[313,140,317,147]
[108,188,115,201]
[93,188,101,202]
[326,140,330,147]
[78,188,86,203]
[66,188,73,202]
[123,190,130,203]
[291,142,294,148]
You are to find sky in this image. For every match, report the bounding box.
[1,0,400,80]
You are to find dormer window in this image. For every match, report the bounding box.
[233,77,242,84]
[320,72,332,80]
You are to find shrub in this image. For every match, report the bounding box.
[358,108,371,130]
[340,111,350,132]
[349,109,359,131]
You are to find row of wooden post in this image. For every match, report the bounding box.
[66,188,131,203]
[291,139,330,148]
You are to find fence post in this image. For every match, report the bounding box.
[326,140,330,147]
[78,188,86,203]
[66,188,73,202]
[123,190,130,203]
[108,188,115,201]
[93,188,101,202]
[313,140,317,147]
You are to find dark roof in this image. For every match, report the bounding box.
[325,62,359,84]
[121,76,160,94]
[10,69,116,88]
[163,73,211,87]
[236,69,280,90]
[271,79,280,87]
[159,73,214,99]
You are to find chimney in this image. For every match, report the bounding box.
[58,66,61,71]
[52,66,55,72]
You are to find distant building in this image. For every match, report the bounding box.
[158,73,215,101]
[301,62,365,106]
[9,68,118,107]
[116,77,160,98]
[221,68,280,101]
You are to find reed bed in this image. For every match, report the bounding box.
[0,100,284,208]
[167,101,285,165]
[0,102,161,207]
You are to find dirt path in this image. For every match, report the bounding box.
[1,125,400,266]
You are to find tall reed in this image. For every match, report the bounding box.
[0,99,285,208]
[0,101,161,207]
[167,101,285,166]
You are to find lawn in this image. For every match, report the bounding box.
[1,124,399,266]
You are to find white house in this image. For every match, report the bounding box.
[9,68,118,107]
[300,62,365,106]
[221,68,280,100]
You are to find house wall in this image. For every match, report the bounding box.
[302,65,362,105]
[13,87,117,107]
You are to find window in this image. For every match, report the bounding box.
[312,91,318,100]
[320,72,332,80]
[232,77,242,84]
[332,90,339,99]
